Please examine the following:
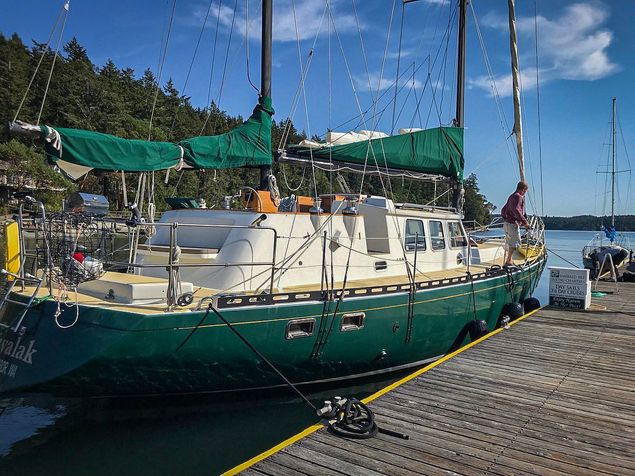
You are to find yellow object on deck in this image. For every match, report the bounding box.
[4,221,21,280]
[518,243,544,259]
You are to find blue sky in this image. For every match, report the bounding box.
[2,0,633,217]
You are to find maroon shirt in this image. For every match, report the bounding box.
[501,192,527,226]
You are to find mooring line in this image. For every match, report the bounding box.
[208,304,317,411]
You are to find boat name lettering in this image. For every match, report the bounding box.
[0,337,37,364]
[0,358,18,378]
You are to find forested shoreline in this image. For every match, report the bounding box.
[542,215,635,231]
[0,32,505,226]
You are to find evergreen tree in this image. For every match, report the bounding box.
[0,33,511,223]
[463,173,495,226]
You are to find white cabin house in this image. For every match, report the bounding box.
[133,195,503,294]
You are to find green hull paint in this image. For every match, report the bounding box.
[0,259,545,396]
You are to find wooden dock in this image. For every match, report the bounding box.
[229,280,635,476]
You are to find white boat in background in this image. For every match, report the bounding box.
[583,97,632,279]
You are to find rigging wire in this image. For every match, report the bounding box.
[470,0,544,217]
[148,0,178,141]
[411,63,425,129]
[599,108,613,218]
[407,4,456,129]
[352,0,372,122]
[392,64,419,127]
[616,110,633,218]
[277,2,328,194]
[292,0,319,199]
[36,1,70,125]
[244,0,260,93]
[169,0,216,138]
[327,7,367,137]
[372,0,398,120]
[13,0,67,122]
[391,2,406,134]
[322,60,428,137]
[515,31,539,216]
[278,5,327,149]
[509,4,540,219]
[469,2,517,173]
[434,3,454,125]
[201,0,238,135]
[534,1,545,217]
[201,0,224,135]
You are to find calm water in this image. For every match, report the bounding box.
[1,230,632,475]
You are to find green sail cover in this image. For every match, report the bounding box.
[42,127,183,171]
[181,96,274,169]
[41,96,274,172]
[288,126,464,180]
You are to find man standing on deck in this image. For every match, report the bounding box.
[501,181,530,266]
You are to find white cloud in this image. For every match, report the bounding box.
[472,2,619,97]
[386,49,415,60]
[470,67,539,98]
[190,0,358,43]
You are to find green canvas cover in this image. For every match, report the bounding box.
[42,127,183,171]
[288,126,464,180]
[181,96,274,169]
[41,96,274,172]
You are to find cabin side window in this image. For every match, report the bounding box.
[429,220,446,250]
[405,219,426,251]
[448,222,467,248]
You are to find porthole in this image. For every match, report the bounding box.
[285,318,315,339]
[340,312,365,332]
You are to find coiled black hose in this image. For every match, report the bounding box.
[323,397,408,440]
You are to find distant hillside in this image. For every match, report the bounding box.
[0,33,495,222]
[543,215,635,231]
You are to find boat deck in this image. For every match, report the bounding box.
[9,246,529,316]
[231,279,635,475]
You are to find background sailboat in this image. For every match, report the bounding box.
[582,97,632,279]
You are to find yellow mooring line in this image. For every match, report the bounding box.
[222,307,543,475]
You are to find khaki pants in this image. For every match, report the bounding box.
[504,222,521,249]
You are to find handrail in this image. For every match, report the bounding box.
[14,214,280,304]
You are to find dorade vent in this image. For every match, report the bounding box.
[285,318,316,339]
[341,312,365,331]
[374,261,388,271]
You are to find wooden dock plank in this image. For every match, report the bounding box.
[237,281,635,476]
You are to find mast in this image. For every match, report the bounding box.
[508,0,525,181]
[455,0,467,128]
[452,0,467,211]
[611,96,616,228]
[259,0,273,190]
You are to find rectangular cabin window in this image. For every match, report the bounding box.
[448,222,467,248]
[429,220,446,250]
[405,219,426,251]
[285,319,316,340]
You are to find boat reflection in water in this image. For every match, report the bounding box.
[0,370,413,475]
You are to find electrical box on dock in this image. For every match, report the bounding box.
[548,267,591,310]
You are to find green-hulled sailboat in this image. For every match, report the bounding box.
[0,0,546,396]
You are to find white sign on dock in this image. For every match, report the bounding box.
[549,267,591,309]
